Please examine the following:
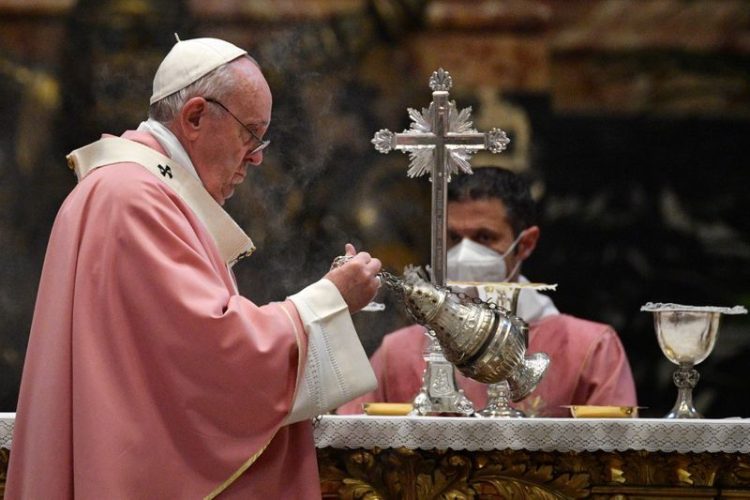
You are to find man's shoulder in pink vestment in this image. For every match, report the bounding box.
[381,323,426,352]
[528,313,637,413]
[336,324,426,414]
[530,313,617,347]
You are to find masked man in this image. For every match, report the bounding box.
[338,167,636,417]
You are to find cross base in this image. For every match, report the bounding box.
[410,332,474,417]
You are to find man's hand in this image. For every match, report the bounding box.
[325,244,382,313]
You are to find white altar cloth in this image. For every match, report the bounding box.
[3,413,749,454]
[313,415,750,454]
[1,413,14,449]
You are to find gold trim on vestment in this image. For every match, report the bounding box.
[203,438,274,500]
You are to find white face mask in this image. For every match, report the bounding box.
[446,233,524,283]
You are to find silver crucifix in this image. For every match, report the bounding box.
[372,68,510,416]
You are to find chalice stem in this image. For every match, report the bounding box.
[479,380,524,418]
[666,363,702,419]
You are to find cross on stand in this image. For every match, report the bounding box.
[372,68,510,416]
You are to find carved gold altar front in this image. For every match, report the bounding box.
[318,447,750,499]
[1,445,750,499]
[0,449,7,499]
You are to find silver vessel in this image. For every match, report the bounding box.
[383,269,548,401]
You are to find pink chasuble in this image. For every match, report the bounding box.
[338,314,637,417]
[6,132,322,498]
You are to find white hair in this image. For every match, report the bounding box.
[148,55,256,124]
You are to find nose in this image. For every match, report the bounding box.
[245,148,264,166]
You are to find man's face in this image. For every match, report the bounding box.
[192,59,272,205]
[447,198,517,254]
[447,198,527,279]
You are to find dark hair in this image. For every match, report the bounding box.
[447,166,537,236]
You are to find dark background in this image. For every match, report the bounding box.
[1,0,749,419]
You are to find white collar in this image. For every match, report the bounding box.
[475,275,559,323]
[514,275,559,322]
[137,118,200,180]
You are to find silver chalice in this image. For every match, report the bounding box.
[641,302,747,419]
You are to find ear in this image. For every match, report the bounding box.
[178,97,209,140]
[517,225,540,261]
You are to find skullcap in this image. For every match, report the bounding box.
[150,37,247,104]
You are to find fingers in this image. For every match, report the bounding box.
[343,253,380,277]
[345,243,356,256]
[324,250,382,313]
[350,252,380,274]
[367,256,382,275]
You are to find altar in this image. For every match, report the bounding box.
[3,413,750,499]
[314,415,750,499]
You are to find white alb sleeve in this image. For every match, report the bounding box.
[285,279,377,424]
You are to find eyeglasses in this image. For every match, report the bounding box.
[205,97,270,155]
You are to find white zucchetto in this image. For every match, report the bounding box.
[150,37,247,104]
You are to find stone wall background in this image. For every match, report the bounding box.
[0,0,748,418]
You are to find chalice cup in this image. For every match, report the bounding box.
[642,302,747,419]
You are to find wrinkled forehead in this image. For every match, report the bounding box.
[228,58,272,124]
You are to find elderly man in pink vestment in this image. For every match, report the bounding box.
[338,167,637,417]
[7,38,382,499]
